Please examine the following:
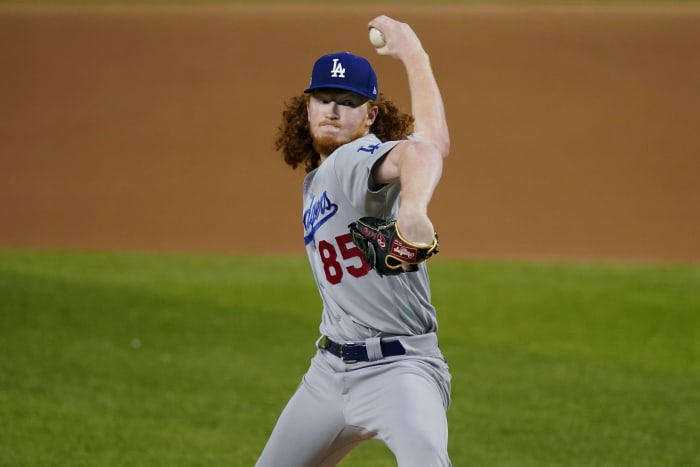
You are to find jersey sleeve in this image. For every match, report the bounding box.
[330,136,402,217]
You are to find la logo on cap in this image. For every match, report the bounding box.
[331,58,346,78]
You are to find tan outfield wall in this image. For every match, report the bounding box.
[1,5,699,263]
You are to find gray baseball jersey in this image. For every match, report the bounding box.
[255,133,452,467]
[302,134,438,342]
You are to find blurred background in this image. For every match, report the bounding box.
[2,4,700,467]
[1,3,699,263]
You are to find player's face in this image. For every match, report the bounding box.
[307,90,378,158]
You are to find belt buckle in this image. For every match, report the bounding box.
[340,342,358,363]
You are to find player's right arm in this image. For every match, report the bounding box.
[368,16,449,246]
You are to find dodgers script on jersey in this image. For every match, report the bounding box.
[302,134,438,342]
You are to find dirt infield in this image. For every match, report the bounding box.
[1,5,699,263]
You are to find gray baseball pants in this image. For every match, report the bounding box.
[255,339,452,467]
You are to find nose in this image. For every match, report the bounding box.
[325,101,339,119]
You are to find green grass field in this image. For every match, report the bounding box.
[1,249,698,466]
[3,0,700,6]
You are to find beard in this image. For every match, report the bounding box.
[311,124,369,157]
[312,135,345,157]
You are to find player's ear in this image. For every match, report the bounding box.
[366,105,379,126]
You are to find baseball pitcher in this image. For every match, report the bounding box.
[255,14,452,467]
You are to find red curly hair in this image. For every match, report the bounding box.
[274,93,414,173]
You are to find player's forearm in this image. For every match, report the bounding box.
[368,16,450,159]
[395,141,444,245]
[403,51,450,158]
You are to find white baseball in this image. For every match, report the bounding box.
[369,27,385,48]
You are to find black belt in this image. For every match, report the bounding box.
[319,336,406,363]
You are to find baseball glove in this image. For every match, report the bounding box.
[348,217,439,276]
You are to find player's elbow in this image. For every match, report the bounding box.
[436,137,450,160]
[413,140,446,168]
[438,125,451,158]
[428,135,450,160]
[415,131,450,160]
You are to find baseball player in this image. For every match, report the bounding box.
[255,15,451,467]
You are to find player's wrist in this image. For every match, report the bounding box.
[400,49,430,71]
[396,212,434,246]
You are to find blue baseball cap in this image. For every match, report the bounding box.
[304,52,378,100]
